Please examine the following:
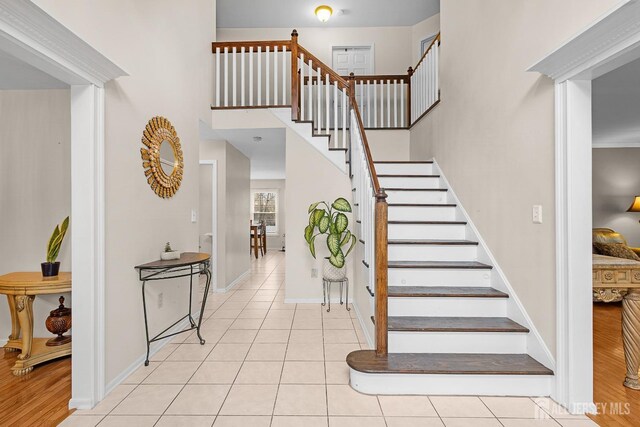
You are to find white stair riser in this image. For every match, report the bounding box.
[388,206,457,222]
[388,297,506,317]
[350,370,552,396]
[388,223,466,240]
[389,331,526,354]
[375,163,433,175]
[389,268,492,286]
[386,190,448,204]
[389,244,477,262]
[380,177,441,189]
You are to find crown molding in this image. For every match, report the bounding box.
[0,0,127,87]
[528,0,640,82]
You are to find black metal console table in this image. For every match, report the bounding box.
[135,252,212,366]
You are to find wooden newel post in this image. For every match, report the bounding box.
[375,188,389,357]
[348,72,356,99]
[407,66,413,127]
[290,29,299,121]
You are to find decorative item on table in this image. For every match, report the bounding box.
[161,242,181,260]
[627,196,640,220]
[42,216,69,277]
[304,197,357,280]
[45,296,71,346]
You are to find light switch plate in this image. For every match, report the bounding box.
[191,209,197,223]
[532,205,543,224]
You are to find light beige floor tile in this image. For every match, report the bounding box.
[270,302,297,310]
[58,415,104,427]
[482,397,550,419]
[323,319,355,330]
[386,417,445,427]
[378,395,438,417]
[286,343,325,361]
[265,310,296,319]
[328,416,386,427]
[149,343,179,361]
[254,329,290,343]
[261,318,294,329]
[323,307,351,318]
[245,301,274,310]
[531,398,587,420]
[188,328,226,344]
[238,309,269,319]
[165,384,230,415]
[121,363,159,384]
[165,343,215,361]
[429,396,494,418]
[251,295,276,302]
[213,416,272,426]
[206,343,251,361]
[75,385,135,415]
[96,416,159,426]
[442,418,503,427]
[211,309,243,319]
[189,361,242,384]
[292,318,323,329]
[296,303,320,310]
[289,329,323,344]
[142,361,200,384]
[219,384,279,415]
[323,329,358,343]
[155,415,216,426]
[281,361,326,384]
[555,420,599,427]
[325,361,350,384]
[230,318,264,329]
[324,343,360,361]
[112,385,182,415]
[274,384,327,415]
[219,329,258,344]
[202,318,235,330]
[327,385,383,416]
[499,420,562,427]
[235,361,284,384]
[295,309,322,319]
[246,343,287,361]
[271,416,328,427]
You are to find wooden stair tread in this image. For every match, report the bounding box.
[384,316,529,333]
[388,239,478,245]
[388,203,456,207]
[388,286,508,298]
[374,161,434,164]
[388,220,466,225]
[378,174,440,178]
[388,261,492,269]
[384,188,447,192]
[347,351,553,375]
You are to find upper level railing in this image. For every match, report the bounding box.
[211,30,440,357]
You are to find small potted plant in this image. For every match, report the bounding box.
[161,242,181,260]
[304,197,357,280]
[42,216,69,277]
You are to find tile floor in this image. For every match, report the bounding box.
[61,251,598,427]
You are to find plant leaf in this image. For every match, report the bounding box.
[318,216,330,233]
[329,250,345,268]
[340,230,352,247]
[313,209,325,225]
[327,233,341,256]
[332,197,352,212]
[308,202,320,213]
[329,222,337,235]
[344,234,357,258]
[304,225,314,243]
[309,235,317,258]
[309,212,316,227]
[335,213,348,234]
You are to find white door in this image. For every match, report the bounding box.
[332,47,372,75]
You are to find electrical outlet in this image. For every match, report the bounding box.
[158,292,164,308]
[532,205,543,224]
[311,268,318,278]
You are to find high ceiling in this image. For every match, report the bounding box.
[217,0,440,28]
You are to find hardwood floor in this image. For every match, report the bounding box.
[589,302,640,427]
[0,348,72,426]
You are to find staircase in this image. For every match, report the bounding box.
[347,160,554,396]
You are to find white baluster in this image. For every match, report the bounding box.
[257,46,262,106]
[249,47,253,106]
[215,47,220,107]
[325,74,330,135]
[282,45,287,105]
[387,79,391,128]
[393,80,398,128]
[300,54,305,120]
[373,80,377,128]
[400,79,405,127]
[266,46,270,105]
[232,47,237,106]
[240,46,245,106]
[342,88,347,149]
[367,81,371,128]
[334,81,338,145]
[274,45,278,105]
[317,67,321,132]
[435,43,439,101]
[307,60,312,121]
[224,47,229,107]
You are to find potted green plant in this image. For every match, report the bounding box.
[42,216,69,277]
[161,241,181,261]
[304,197,357,280]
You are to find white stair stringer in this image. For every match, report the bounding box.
[269,108,347,173]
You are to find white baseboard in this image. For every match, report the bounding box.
[284,297,349,304]
[351,299,374,350]
[214,269,250,293]
[68,398,94,410]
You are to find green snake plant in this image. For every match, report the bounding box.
[46,216,69,263]
[304,198,357,268]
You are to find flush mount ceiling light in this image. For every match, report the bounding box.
[315,5,333,23]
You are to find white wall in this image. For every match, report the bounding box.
[0,89,71,338]
[411,14,441,65]
[366,129,411,161]
[33,0,216,385]
[408,0,619,356]
[251,179,287,250]
[592,148,640,247]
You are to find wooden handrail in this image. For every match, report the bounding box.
[211,40,292,52]
[413,32,440,71]
[297,45,350,91]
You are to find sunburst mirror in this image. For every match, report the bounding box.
[140,116,184,198]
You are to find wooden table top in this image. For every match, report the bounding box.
[135,252,210,270]
[593,254,640,268]
[0,272,71,295]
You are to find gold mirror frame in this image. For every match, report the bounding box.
[140,116,184,198]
